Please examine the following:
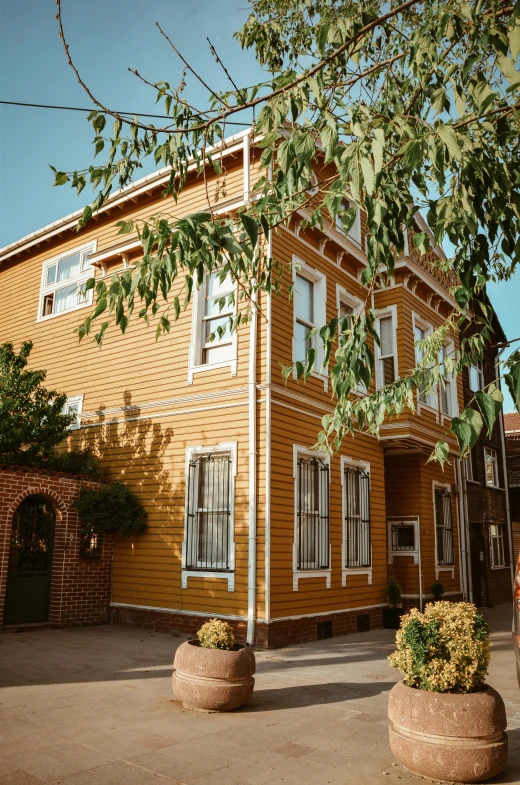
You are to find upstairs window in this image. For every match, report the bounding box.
[295,454,330,570]
[376,310,397,389]
[201,271,235,364]
[489,523,505,568]
[462,451,474,482]
[336,198,361,246]
[63,395,83,430]
[293,260,326,377]
[469,361,484,392]
[484,446,499,487]
[438,342,455,416]
[39,245,94,320]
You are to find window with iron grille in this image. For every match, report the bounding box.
[186,453,232,571]
[391,522,416,552]
[489,523,506,568]
[80,532,101,559]
[434,487,454,566]
[344,466,371,568]
[296,456,330,570]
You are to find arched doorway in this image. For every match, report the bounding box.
[4,495,56,624]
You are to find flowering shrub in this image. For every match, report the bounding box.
[389,602,490,694]
[197,618,236,650]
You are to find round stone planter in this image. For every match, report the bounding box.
[172,640,255,712]
[388,680,508,783]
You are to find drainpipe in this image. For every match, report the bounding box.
[497,349,515,589]
[264,162,273,631]
[455,458,470,601]
[418,520,423,611]
[243,132,251,205]
[246,132,257,644]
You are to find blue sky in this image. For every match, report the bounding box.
[0,1,517,410]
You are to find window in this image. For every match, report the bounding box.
[293,259,326,378]
[336,198,361,246]
[469,361,484,392]
[185,450,233,571]
[375,309,397,389]
[434,487,454,566]
[462,451,474,482]
[295,454,330,570]
[80,532,101,559]
[438,342,455,416]
[414,322,430,405]
[484,446,500,487]
[343,465,371,568]
[391,522,416,552]
[201,271,235,365]
[39,245,94,320]
[489,523,506,568]
[63,395,83,430]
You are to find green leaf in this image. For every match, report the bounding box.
[372,129,384,175]
[498,56,520,87]
[475,387,503,437]
[509,22,520,61]
[239,213,259,250]
[428,439,450,467]
[436,125,461,160]
[505,364,520,412]
[360,155,375,195]
[451,408,483,454]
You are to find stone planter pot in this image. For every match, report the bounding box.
[172,640,255,712]
[388,680,507,783]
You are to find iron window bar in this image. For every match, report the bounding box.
[344,467,371,568]
[297,456,330,570]
[435,488,454,566]
[186,453,232,571]
[391,522,416,552]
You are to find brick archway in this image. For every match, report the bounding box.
[0,468,113,629]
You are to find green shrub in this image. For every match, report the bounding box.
[42,449,101,478]
[431,581,444,600]
[73,481,147,537]
[389,602,490,694]
[197,618,236,650]
[387,577,402,607]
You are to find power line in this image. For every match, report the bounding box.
[0,99,249,126]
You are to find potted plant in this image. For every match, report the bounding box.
[172,618,255,712]
[383,577,405,630]
[431,580,444,601]
[388,602,507,783]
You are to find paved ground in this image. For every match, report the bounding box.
[0,604,519,785]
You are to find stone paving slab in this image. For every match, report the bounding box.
[0,604,519,784]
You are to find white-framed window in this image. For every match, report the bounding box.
[387,516,420,565]
[433,484,455,577]
[438,340,457,417]
[469,361,484,392]
[413,315,434,407]
[489,523,506,568]
[63,395,84,430]
[292,257,327,382]
[462,450,474,482]
[341,457,372,585]
[38,243,96,321]
[182,442,237,591]
[336,197,361,247]
[188,270,237,383]
[484,446,500,487]
[307,171,319,196]
[375,306,398,390]
[293,446,331,589]
[336,286,366,393]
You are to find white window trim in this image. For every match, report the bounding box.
[432,481,455,580]
[292,444,331,591]
[341,456,372,586]
[337,286,367,395]
[37,241,97,322]
[292,256,328,390]
[64,394,84,430]
[439,338,458,423]
[484,446,500,488]
[387,516,420,565]
[489,522,506,569]
[469,361,484,393]
[335,200,362,248]
[412,312,438,416]
[374,305,398,391]
[187,273,238,384]
[462,451,476,483]
[181,441,237,592]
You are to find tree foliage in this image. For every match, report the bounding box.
[73,481,147,537]
[53,0,520,462]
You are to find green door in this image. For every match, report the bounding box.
[4,496,56,624]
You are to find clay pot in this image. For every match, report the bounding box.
[172,640,255,712]
[388,680,508,783]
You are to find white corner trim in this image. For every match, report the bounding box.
[181,570,235,591]
[293,569,332,591]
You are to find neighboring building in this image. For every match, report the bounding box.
[455,322,514,608]
[0,129,507,645]
[505,412,520,561]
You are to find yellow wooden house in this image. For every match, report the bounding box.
[0,128,468,646]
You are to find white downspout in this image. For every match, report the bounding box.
[243,133,251,205]
[455,458,470,601]
[418,520,423,610]
[265,220,273,628]
[246,128,256,645]
[497,350,515,589]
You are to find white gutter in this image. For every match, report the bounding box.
[497,350,515,588]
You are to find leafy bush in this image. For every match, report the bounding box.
[40,449,101,478]
[387,577,402,607]
[197,618,236,650]
[389,602,490,694]
[431,581,444,600]
[73,481,147,537]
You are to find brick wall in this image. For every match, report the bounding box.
[0,467,113,628]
